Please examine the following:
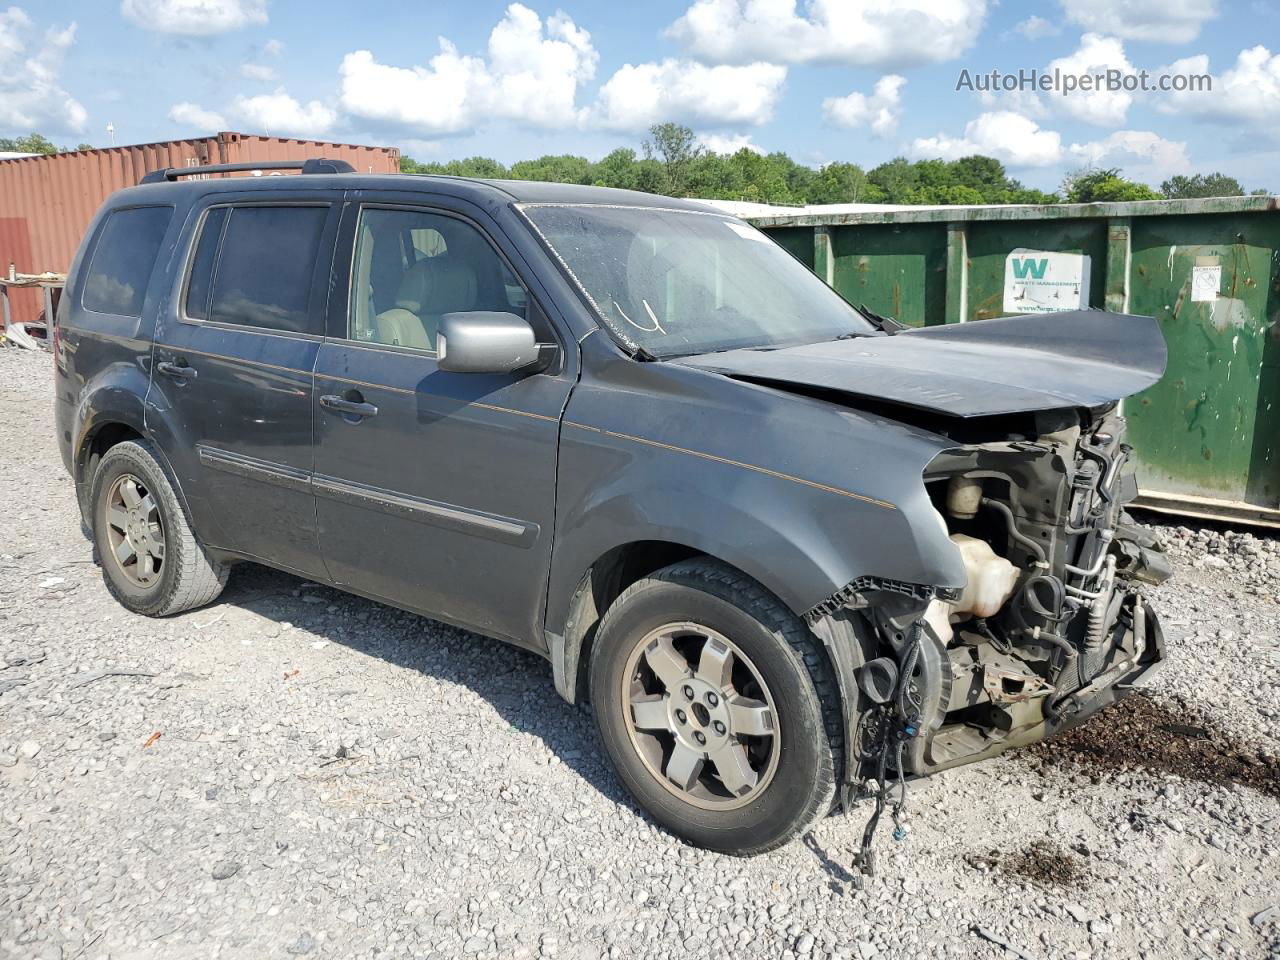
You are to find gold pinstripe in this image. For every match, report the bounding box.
[562,421,895,510]
[160,349,886,508]
[171,345,308,378]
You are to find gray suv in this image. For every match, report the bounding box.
[54,160,1171,858]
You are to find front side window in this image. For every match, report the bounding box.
[521,204,876,358]
[186,205,328,334]
[349,207,528,353]
[82,206,174,317]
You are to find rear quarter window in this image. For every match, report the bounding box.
[201,205,328,335]
[81,206,174,317]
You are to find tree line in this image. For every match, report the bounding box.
[2,125,1267,205]
[402,123,1267,206]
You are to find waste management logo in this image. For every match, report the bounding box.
[1003,249,1091,314]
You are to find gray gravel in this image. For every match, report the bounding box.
[2,344,1278,960]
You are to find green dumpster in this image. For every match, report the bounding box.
[745,197,1280,528]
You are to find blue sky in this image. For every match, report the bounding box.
[5,1,1279,191]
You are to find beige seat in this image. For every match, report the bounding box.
[373,258,479,352]
[373,260,435,351]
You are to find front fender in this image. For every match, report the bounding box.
[545,418,966,637]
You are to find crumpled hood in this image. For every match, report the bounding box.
[672,310,1168,418]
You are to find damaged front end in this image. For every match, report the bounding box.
[819,405,1172,877]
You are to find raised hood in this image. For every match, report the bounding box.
[672,310,1168,418]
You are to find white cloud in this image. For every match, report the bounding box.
[120,0,268,35]
[1067,129,1190,175]
[1159,46,1280,123]
[911,109,1188,176]
[698,132,763,154]
[1015,15,1060,39]
[0,9,87,134]
[168,101,227,129]
[240,62,276,82]
[339,3,596,135]
[1058,0,1218,43]
[668,0,987,68]
[595,60,786,130]
[821,74,904,136]
[911,111,1064,167]
[229,89,336,136]
[977,86,1048,118]
[1047,34,1136,126]
[263,38,283,56]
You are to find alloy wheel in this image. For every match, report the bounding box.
[104,473,165,588]
[621,622,779,810]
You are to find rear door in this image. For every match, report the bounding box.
[312,195,573,646]
[148,194,340,579]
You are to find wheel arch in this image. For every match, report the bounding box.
[547,539,855,726]
[74,411,191,540]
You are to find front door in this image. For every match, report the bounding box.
[149,196,339,580]
[312,199,573,646]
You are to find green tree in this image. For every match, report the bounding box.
[643,123,703,197]
[1063,168,1161,203]
[0,132,58,155]
[401,155,509,178]
[807,162,882,204]
[1160,172,1245,199]
[592,148,646,190]
[509,154,594,185]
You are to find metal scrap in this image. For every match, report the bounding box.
[970,925,1038,960]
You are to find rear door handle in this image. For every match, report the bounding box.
[156,360,197,380]
[320,394,378,419]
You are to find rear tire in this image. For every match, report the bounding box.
[589,558,843,855]
[91,440,227,617]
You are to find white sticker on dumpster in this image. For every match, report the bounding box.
[1191,264,1221,302]
[1003,250,1091,314]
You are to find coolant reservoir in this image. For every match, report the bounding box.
[949,534,1020,618]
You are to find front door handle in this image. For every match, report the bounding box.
[320,394,378,419]
[156,360,197,380]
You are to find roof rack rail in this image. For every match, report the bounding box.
[139,157,355,185]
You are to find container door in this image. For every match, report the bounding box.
[1126,213,1280,509]
[149,197,339,580]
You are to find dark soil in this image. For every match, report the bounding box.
[966,840,1088,889]
[1027,693,1280,799]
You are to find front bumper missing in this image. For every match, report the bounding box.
[1048,592,1166,734]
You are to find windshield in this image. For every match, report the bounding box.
[520,204,876,358]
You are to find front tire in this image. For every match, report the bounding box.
[589,559,844,855]
[91,440,228,617]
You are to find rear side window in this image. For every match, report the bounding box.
[82,206,174,317]
[188,205,328,335]
[184,206,228,321]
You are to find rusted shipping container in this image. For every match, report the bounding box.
[0,131,399,325]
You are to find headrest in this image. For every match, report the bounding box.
[427,259,478,315]
[394,259,434,312]
[393,257,478,315]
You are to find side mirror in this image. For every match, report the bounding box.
[437,311,540,374]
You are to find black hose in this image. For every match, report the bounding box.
[982,497,1046,565]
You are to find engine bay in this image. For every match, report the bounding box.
[839,404,1172,780]
[829,404,1172,880]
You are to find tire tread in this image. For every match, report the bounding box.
[93,440,228,617]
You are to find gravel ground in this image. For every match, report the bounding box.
[2,344,1278,960]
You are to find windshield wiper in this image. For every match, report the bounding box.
[631,343,661,362]
[857,304,907,335]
